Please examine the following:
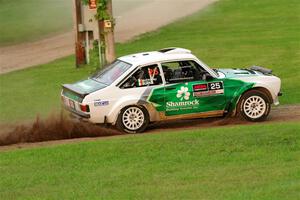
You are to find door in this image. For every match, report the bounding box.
[161,60,226,116]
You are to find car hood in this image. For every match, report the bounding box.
[63,78,107,97]
[217,68,261,78]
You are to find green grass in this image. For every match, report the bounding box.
[0,56,95,122]
[0,0,73,46]
[1,122,299,199]
[0,0,300,122]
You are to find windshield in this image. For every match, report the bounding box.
[197,59,219,77]
[91,60,132,85]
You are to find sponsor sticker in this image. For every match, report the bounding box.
[193,81,224,97]
[165,87,198,112]
[94,100,109,107]
[137,79,153,86]
[193,84,208,91]
[166,99,199,112]
[176,86,191,101]
[193,89,224,97]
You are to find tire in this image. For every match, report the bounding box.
[116,105,149,133]
[238,90,271,122]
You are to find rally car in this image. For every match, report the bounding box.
[61,47,281,133]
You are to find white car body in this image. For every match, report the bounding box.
[61,48,281,129]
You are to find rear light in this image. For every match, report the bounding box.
[80,104,90,112]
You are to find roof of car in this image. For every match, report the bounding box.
[118,47,198,66]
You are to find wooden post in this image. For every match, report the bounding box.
[74,0,115,68]
[98,0,116,67]
[74,0,86,67]
[99,20,106,68]
[104,0,116,64]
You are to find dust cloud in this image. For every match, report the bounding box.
[0,113,121,146]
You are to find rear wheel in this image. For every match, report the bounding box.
[239,90,271,121]
[116,105,149,133]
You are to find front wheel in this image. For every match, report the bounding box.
[116,105,149,133]
[239,90,271,122]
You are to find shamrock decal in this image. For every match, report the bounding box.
[176,86,190,101]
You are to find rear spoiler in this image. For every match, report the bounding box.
[62,84,88,98]
[249,66,272,75]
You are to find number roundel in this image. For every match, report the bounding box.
[209,82,222,90]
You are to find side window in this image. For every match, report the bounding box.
[161,60,207,84]
[121,64,162,88]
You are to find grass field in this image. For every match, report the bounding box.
[0,122,299,199]
[0,56,93,122]
[0,0,300,123]
[0,0,73,46]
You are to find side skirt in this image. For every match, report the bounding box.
[158,110,225,121]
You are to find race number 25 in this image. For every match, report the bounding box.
[208,82,223,90]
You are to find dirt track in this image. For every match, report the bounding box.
[0,105,299,151]
[0,0,217,74]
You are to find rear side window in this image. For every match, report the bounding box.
[91,60,132,85]
[121,64,162,88]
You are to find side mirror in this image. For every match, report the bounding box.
[203,73,214,81]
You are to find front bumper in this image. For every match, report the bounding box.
[273,92,282,106]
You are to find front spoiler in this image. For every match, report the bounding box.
[273,92,282,106]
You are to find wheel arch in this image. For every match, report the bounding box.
[230,86,273,116]
[248,87,273,104]
[108,100,151,125]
